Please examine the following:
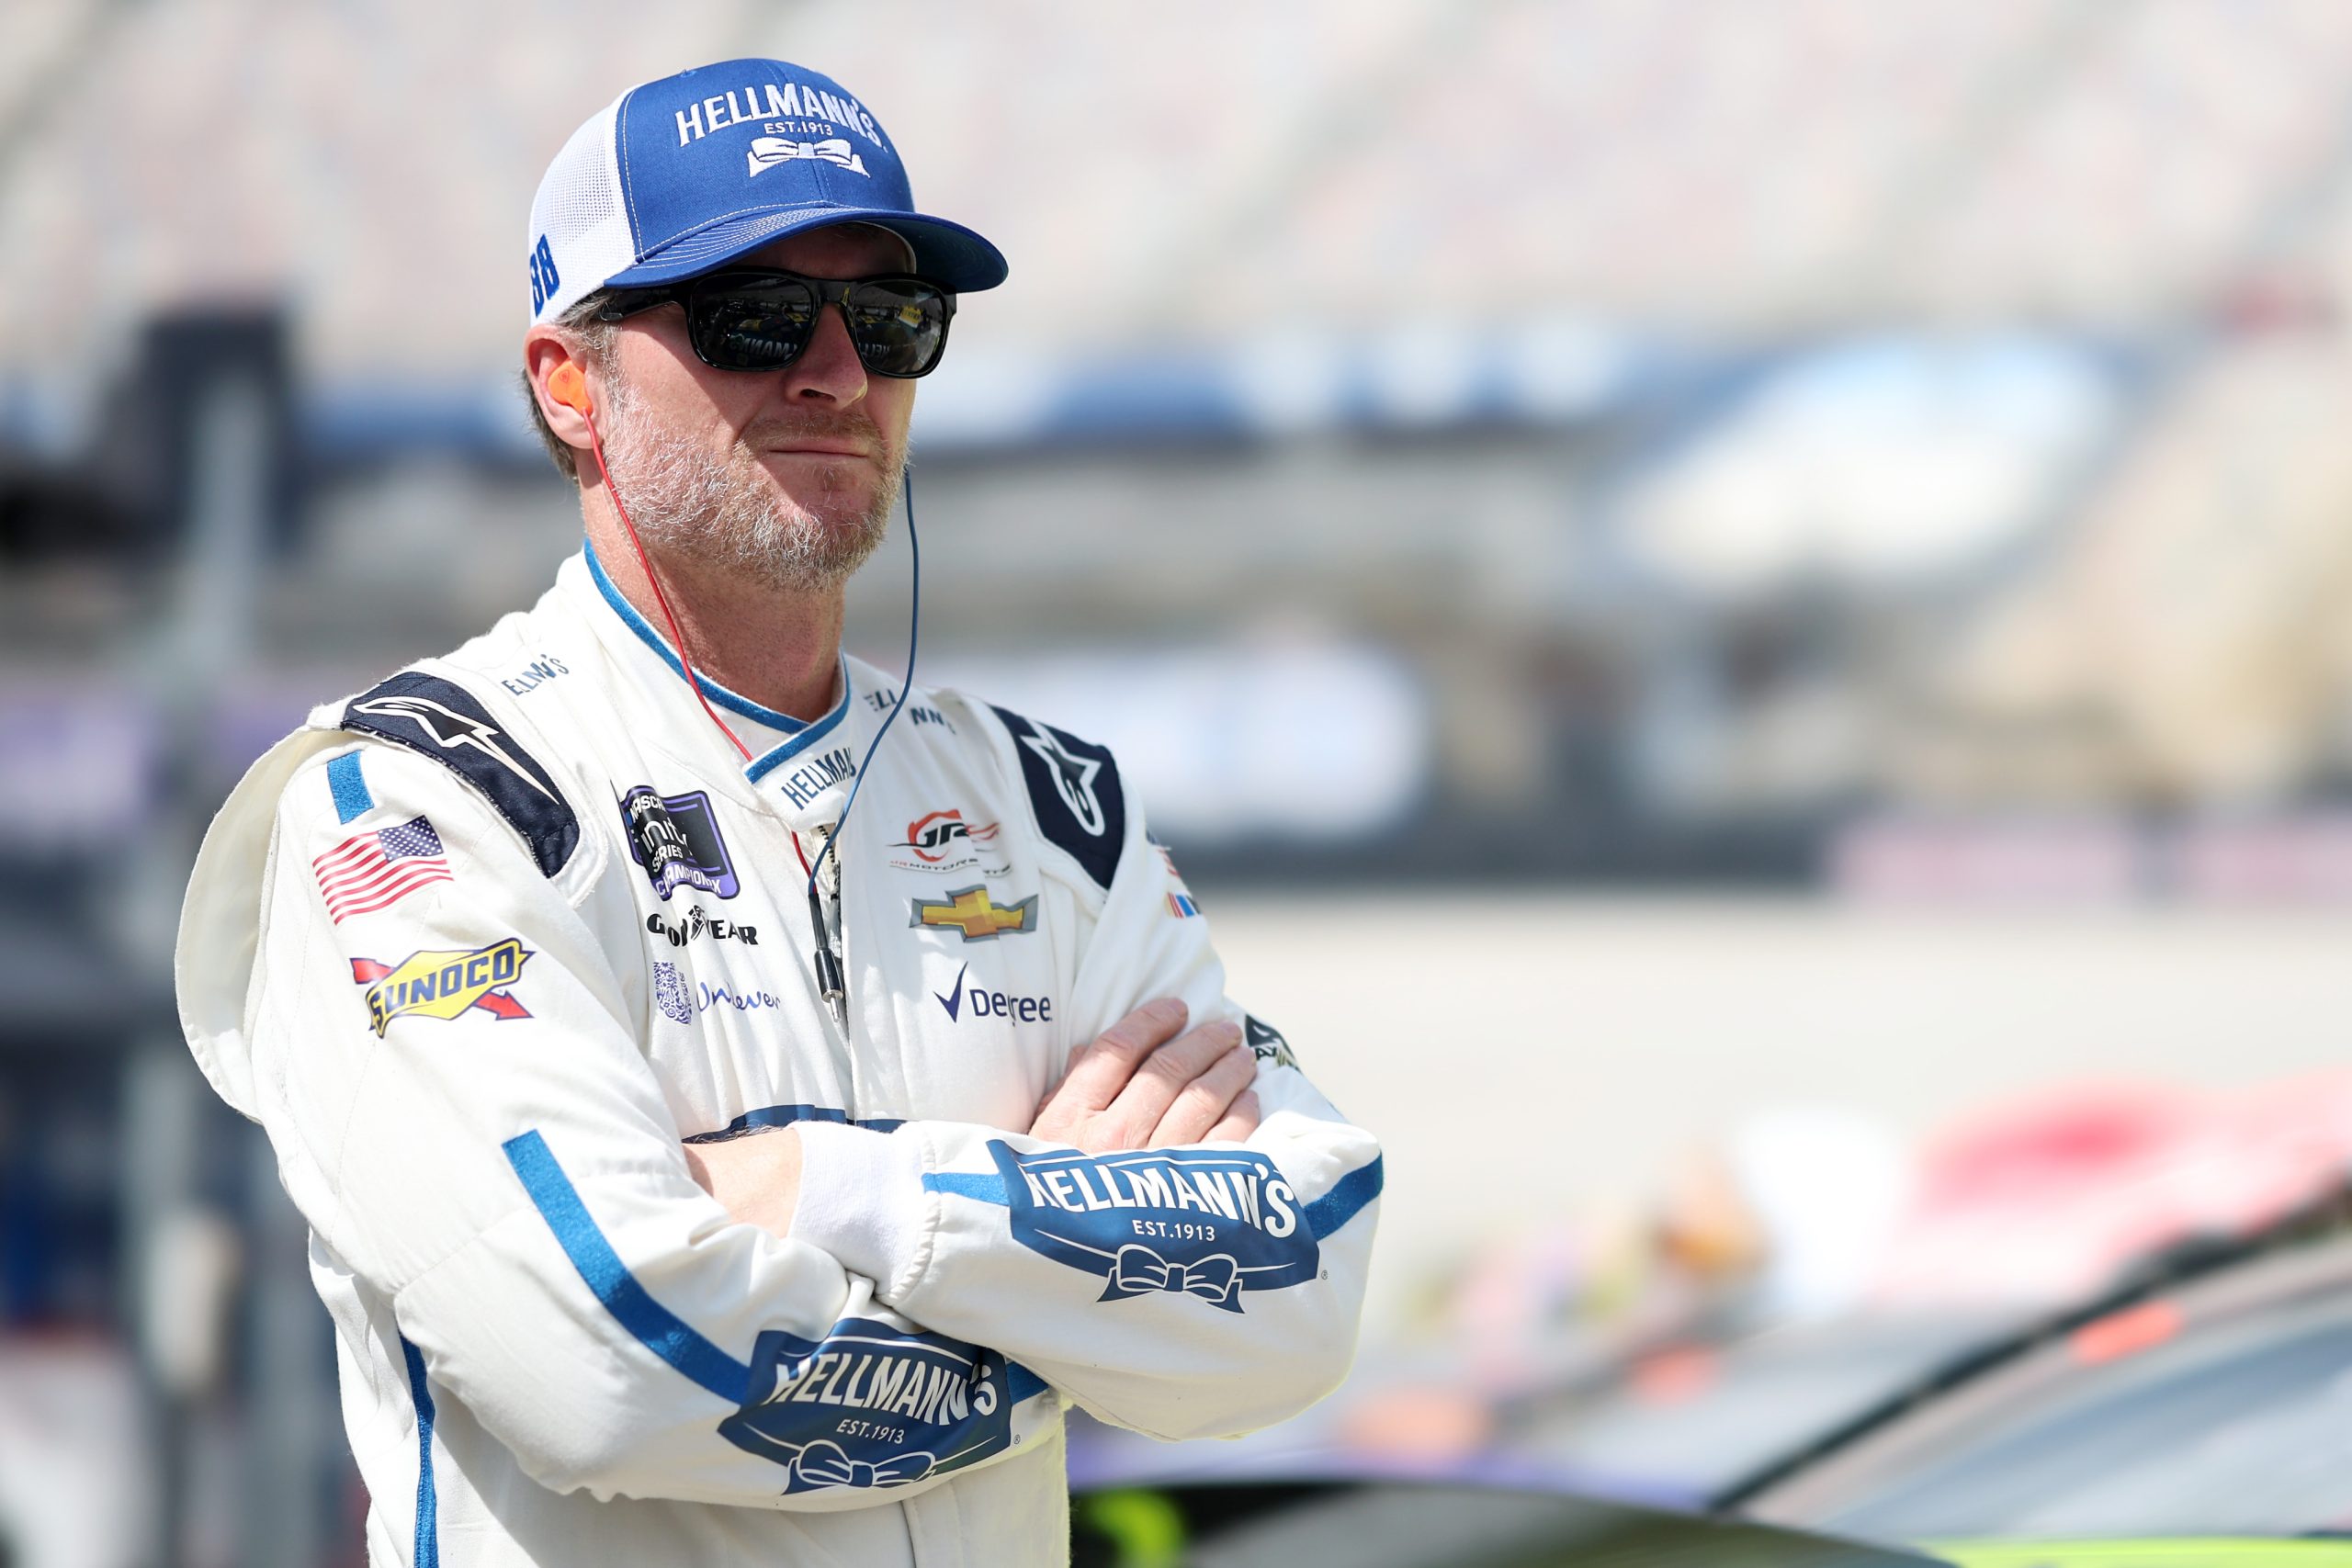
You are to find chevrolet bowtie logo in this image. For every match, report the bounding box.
[910,886,1038,942]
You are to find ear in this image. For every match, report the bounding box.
[524,330,597,453]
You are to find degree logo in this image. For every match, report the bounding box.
[933,962,1054,1025]
[351,938,532,1037]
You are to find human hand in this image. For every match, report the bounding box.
[683,1125,803,1239]
[1029,998,1261,1153]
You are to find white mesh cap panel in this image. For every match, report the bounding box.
[526,96,638,324]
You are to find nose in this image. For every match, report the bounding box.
[781,300,870,407]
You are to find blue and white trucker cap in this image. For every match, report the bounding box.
[526,58,1007,324]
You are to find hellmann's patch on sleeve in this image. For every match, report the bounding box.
[341,671,579,876]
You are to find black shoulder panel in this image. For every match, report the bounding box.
[989,705,1126,891]
[342,671,579,876]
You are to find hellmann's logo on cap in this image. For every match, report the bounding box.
[673,80,886,151]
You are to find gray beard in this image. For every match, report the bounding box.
[596,392,899,596]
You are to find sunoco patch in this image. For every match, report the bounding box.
[350,938,533,1036]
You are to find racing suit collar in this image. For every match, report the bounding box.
[569,541,869,825]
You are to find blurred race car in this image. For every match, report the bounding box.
[1734,1194,2352,1566]
[1070,1190,2352,1566]
[1071,1474,1948,1568]
[1377,1077,2352,1500]
[1068,1074,2352,1564]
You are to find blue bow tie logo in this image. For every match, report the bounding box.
[786,1439,936,1491]
[1103,1245,1243,1310]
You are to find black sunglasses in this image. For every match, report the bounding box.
[597,268,956,378]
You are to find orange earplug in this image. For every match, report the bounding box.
[548,361,592,419]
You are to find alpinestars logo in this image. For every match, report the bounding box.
[748,137,869,177]
[348,694,557,801]
[1019,724,1106,836]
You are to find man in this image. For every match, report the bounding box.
[175,57,1381,1567]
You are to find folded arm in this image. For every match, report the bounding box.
[781,786,1385,1442]
[249,742,1037,1510]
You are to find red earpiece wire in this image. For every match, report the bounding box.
[571,394,753,762]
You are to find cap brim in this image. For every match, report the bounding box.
[607,204,1008,293]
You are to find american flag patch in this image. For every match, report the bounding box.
[312,816,452,923]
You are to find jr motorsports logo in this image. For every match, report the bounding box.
[351,938,532,1036]
[889,808,1007,877]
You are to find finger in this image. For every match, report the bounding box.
[1102,1019,1238,1139]
[1032,1005,1186,1141]
[1144,1038,1256,1148]
[1057,998,1188,1113]
[1147,1043,1255,1147]
[1204,1089,1261,1145]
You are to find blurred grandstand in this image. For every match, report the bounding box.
[10,3,2352,1563]
[10,0,2352,872]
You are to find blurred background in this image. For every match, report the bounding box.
[9,1,2352,1563]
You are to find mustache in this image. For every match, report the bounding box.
[741,410,893,457]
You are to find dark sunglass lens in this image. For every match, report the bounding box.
[842,281,947,377]
[689,277,820,369]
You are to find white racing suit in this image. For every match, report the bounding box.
[175,545,1382,1566]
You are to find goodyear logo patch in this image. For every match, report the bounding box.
[351,939,533,1036]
